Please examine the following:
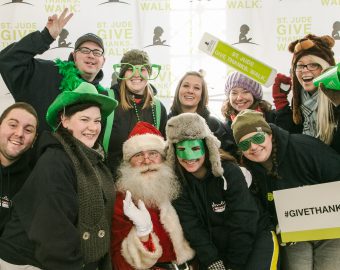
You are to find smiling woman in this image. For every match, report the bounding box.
[166,112,280,270]
[107,49,168,175]
[0,82,118,270]
[168,71,238,159]
[273,34,340,154]
[231,109,340,270]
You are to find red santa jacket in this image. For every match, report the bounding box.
[111,192,194,269]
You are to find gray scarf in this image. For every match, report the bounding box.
[300,90,318,137]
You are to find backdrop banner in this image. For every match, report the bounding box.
[0,0,339,117]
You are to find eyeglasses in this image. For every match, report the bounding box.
[295,63,321,72]
[76,47,104,57]
[237,132,266,151]
[112,63,161,80]
[131,150,161,163]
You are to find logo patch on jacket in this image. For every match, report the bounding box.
[0,196,11,208]
[212,201,226,212]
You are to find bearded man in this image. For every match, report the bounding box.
[111,122,195,270]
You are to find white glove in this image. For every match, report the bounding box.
[240,166,252,188]
[123,190,153,237]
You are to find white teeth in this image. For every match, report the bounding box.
[9,140,22,145]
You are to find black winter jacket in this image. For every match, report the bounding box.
[0,132,113,270]
[0,151,33,236]
[0,28,105,133]
[275,104,340,155]
[245,124,340,224]
[173,161,259,270]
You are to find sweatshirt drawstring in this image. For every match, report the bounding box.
[222,175,227,190]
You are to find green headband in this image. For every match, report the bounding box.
[175,139,205,160]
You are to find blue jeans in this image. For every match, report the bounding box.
[281,239,340,270]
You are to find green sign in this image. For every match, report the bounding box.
[199,32,277,87]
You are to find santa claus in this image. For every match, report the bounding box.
[111,121,195,270]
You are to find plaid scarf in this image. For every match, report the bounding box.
[300,90,319,137]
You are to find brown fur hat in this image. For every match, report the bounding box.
[165,113,223,177]
[288,34,335,124]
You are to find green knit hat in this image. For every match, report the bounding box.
[231,109,272,144]
[46,82,118,131]
[119,49,151,79]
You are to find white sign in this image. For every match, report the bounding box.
[273,181,340,243]
[198,32,277,87]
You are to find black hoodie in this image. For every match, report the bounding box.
[0,151,33,236]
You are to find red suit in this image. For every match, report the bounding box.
[111,192,194,269]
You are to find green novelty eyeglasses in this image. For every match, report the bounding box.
[237,132,266,151]
[112,63,161,80]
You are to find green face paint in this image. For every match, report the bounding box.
[175,139,205,160]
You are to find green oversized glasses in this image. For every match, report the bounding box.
[237,132,266,151]
[112,63,161,80]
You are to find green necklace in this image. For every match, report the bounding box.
[131,95,157,127]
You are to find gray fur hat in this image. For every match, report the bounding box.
[165,113,223,177]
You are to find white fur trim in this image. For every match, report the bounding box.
[159,201,195,264]
[123,134,165,161]
[121,227,163,269]
[309,55,330,71]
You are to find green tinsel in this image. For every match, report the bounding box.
[55,59,108,93]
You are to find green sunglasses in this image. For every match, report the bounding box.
[112,63,161,80]
[237,132,266,151]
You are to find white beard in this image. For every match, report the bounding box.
[116,162,181,208]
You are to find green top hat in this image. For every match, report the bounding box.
[46,82,118,130]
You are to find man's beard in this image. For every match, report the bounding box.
[116,162,181,208]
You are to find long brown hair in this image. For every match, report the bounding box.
[170,71,208,116]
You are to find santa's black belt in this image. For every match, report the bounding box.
[152,261,190,270]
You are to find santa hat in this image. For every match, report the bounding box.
[123,122,165,161]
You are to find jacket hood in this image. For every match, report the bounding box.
[35,131,63,158]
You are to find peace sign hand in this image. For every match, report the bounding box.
[46,8,73,39]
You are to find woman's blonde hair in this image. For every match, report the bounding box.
[317,89,336,145]
[119,81,154,110]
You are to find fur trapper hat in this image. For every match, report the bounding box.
[119,49,151,80]
[289,34,335,124]
[123,121,165,161]
[165,113,223,177]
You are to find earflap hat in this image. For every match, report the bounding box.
[288,34,335,124]
[166,113,223,177]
